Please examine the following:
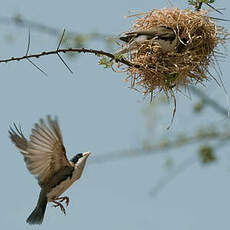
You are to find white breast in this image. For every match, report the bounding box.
[47,164,84,202]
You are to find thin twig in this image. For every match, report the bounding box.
[0,47,138,68]
[0,15,109,40]
[90,131,230,163]
[189,85,228,116]
[167,92,176,130]
[149,156,197,197]
[194,0,224,16]
[206,3,224,15]
[149,138,229,197]
[209,17,230,22]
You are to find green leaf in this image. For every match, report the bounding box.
[198,145,216,164]
[114,53,124,60]
[193,101,205,113]
[98,56,113,68]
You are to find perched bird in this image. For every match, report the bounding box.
[9,116,91,225]
[116,26,178,55]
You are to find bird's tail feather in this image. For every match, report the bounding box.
[26,191,47,225]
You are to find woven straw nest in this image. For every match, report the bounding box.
[118,8,228,98]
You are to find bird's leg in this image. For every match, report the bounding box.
[52,200,66,215]
[56,196,70,207]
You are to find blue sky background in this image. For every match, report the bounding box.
[1,0,230,229]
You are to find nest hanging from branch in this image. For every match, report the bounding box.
[117,8,228,98]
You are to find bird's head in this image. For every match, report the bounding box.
[70,152,91,175]
[71,152,91,164]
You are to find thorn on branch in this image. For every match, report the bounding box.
[26,58,48,76]
[56,29,73,74]
[57,53,73,74]
[57,29,66,50]
[206,2,224,15]
[0,46,137,76]
[25,29,30,55]
[25,29,47,76]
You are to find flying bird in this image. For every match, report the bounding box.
[116,26,178,55]
[9,116,91,225]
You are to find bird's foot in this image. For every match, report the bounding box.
[52,200,66,215]
[56,196,70,207]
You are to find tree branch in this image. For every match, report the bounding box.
[0,15,109,40]
[0,47,139,68]
[189,85,228,116]
[90,129,230,163]
[149,138,229,197]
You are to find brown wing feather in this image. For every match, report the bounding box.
[9,124,28,152]
[9,116,72,187]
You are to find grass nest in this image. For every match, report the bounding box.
[118,8,228,99]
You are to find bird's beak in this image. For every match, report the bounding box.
[83,152,91,157]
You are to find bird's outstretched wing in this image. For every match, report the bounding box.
[9,116,73,187]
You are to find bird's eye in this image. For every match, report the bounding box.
[71,153,83,163]
[77,153,83,158]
